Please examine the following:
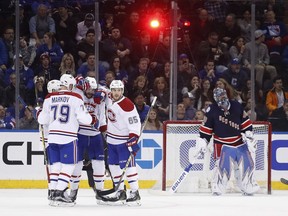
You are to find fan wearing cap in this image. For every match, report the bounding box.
[182,92,197,120]
[243,29,278,89]
[75,13,102,43]
[221,58,248,93]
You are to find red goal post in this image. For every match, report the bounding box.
[161,120,272,194]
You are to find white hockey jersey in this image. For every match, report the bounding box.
[74,88,106,136]
[106,96,141,145]
[38,90,92,144]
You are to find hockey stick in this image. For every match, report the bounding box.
[99,96,158,196]
[280,178,288,185]
[169,150,204,194]
[17,96,50,183]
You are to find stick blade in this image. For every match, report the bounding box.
[280,178,288,185]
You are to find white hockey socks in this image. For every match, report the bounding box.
[109,165,125,191]
[91,159,105,190]
[70,161,83,190]
[126,166,139,192]
[55,164,75,191]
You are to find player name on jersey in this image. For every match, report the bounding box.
[52,97,70,103]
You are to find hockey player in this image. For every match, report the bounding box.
[37,74,95,206]
[40,79,62,200]
[195,87,259,195]
[69,76,107,203]
[102,80,141,206]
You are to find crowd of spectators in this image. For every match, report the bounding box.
[0,0,288,131]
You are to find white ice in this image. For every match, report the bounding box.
[0,189,287,216]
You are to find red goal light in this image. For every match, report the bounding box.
[150,19,160,29]
[183,20,190,27]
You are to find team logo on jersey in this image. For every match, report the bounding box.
[84,103,96,113]
[107,109,116,122]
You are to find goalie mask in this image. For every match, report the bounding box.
[213,87,230,111]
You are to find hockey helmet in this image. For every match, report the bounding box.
[85,76,98,89]
[47,79,61,93]
[213,87,230,110]
[110,80,124,91]
[60,74,76,90]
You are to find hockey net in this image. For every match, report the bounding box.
[155,120,271,194]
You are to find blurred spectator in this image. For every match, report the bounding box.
[34,52,60,85]
[75,13,101,43]
[104,70,116,89]
[100,13,115,40]
[152,34,170,65]
[194,110,205,121]
[229,36,247,66]
[128,75,150,101]
[102,26,132,70]
[269,99,288,131]
[19,37,37,67]
[5,55,35,103]
[0,105,15,129]
[77,53,106,85]
[3,72,26,107]
[219,13,241,49]
[33,75,46,103]
[36,32,64,68]
[77,28,97,65]
[261,10,288,54]
[133,91,150,124]
[182,92,197,120]
[202,99,213,113]
[221,58,249,93]
[196,31,229,73]
[121,10,142,45]
[190,8,216,48]
[0,26,15,72]
[243,29,278,90]
[237,9,252,43]
[109,56,128,87]
[198,59,220,87]
[266,76,288,116]
[29,4,55,47]
[195,78,214,110]
[143,107,163,131]
[103,0,130,26]
[149,77,169,122]
[59,53,76,76]
[176,103,186,120]
[131,30,156,67]
[53,3,78,58]
[19,105,39,129]
[204,0,228,24]
[182,75,200,100]
[241,79,263,106]
[128,57,154,91]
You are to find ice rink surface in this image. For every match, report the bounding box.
[1,189,287,216]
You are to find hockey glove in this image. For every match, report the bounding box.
[33,106,42,119]
[242,131,257,153]
[94,90,106,104]
[99,125,107,133]
[76,75,90,91]
[195,136,207,157]
[126,136,140,156]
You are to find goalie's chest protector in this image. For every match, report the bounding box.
[206,101,244,138]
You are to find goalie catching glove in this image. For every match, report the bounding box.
[241,131,257,153]
[195,136,208,157]
[126,135,140,156]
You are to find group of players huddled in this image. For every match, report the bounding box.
[37,74,141,207]
[36,72,261,207]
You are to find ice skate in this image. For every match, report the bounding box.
[50,190,75,207]
[69,189,78,202]
[126,190,141,206]
[101,190,127,205]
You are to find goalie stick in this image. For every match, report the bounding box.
[280,178,288,185]
[17,96,50,183]
[169,150,204,194]
[99,96,158,196]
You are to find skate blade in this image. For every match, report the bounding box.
[126,200,141,206]
[50,200,76,207]
[98,200,126,206]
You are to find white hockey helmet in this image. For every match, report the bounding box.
[85,76,98,89]
[110,80,124,91]
[47,79,61,93]
[60,74,76,90]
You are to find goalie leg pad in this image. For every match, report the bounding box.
[211,164,229,195]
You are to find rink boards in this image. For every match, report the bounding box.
[0,130,287,190]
